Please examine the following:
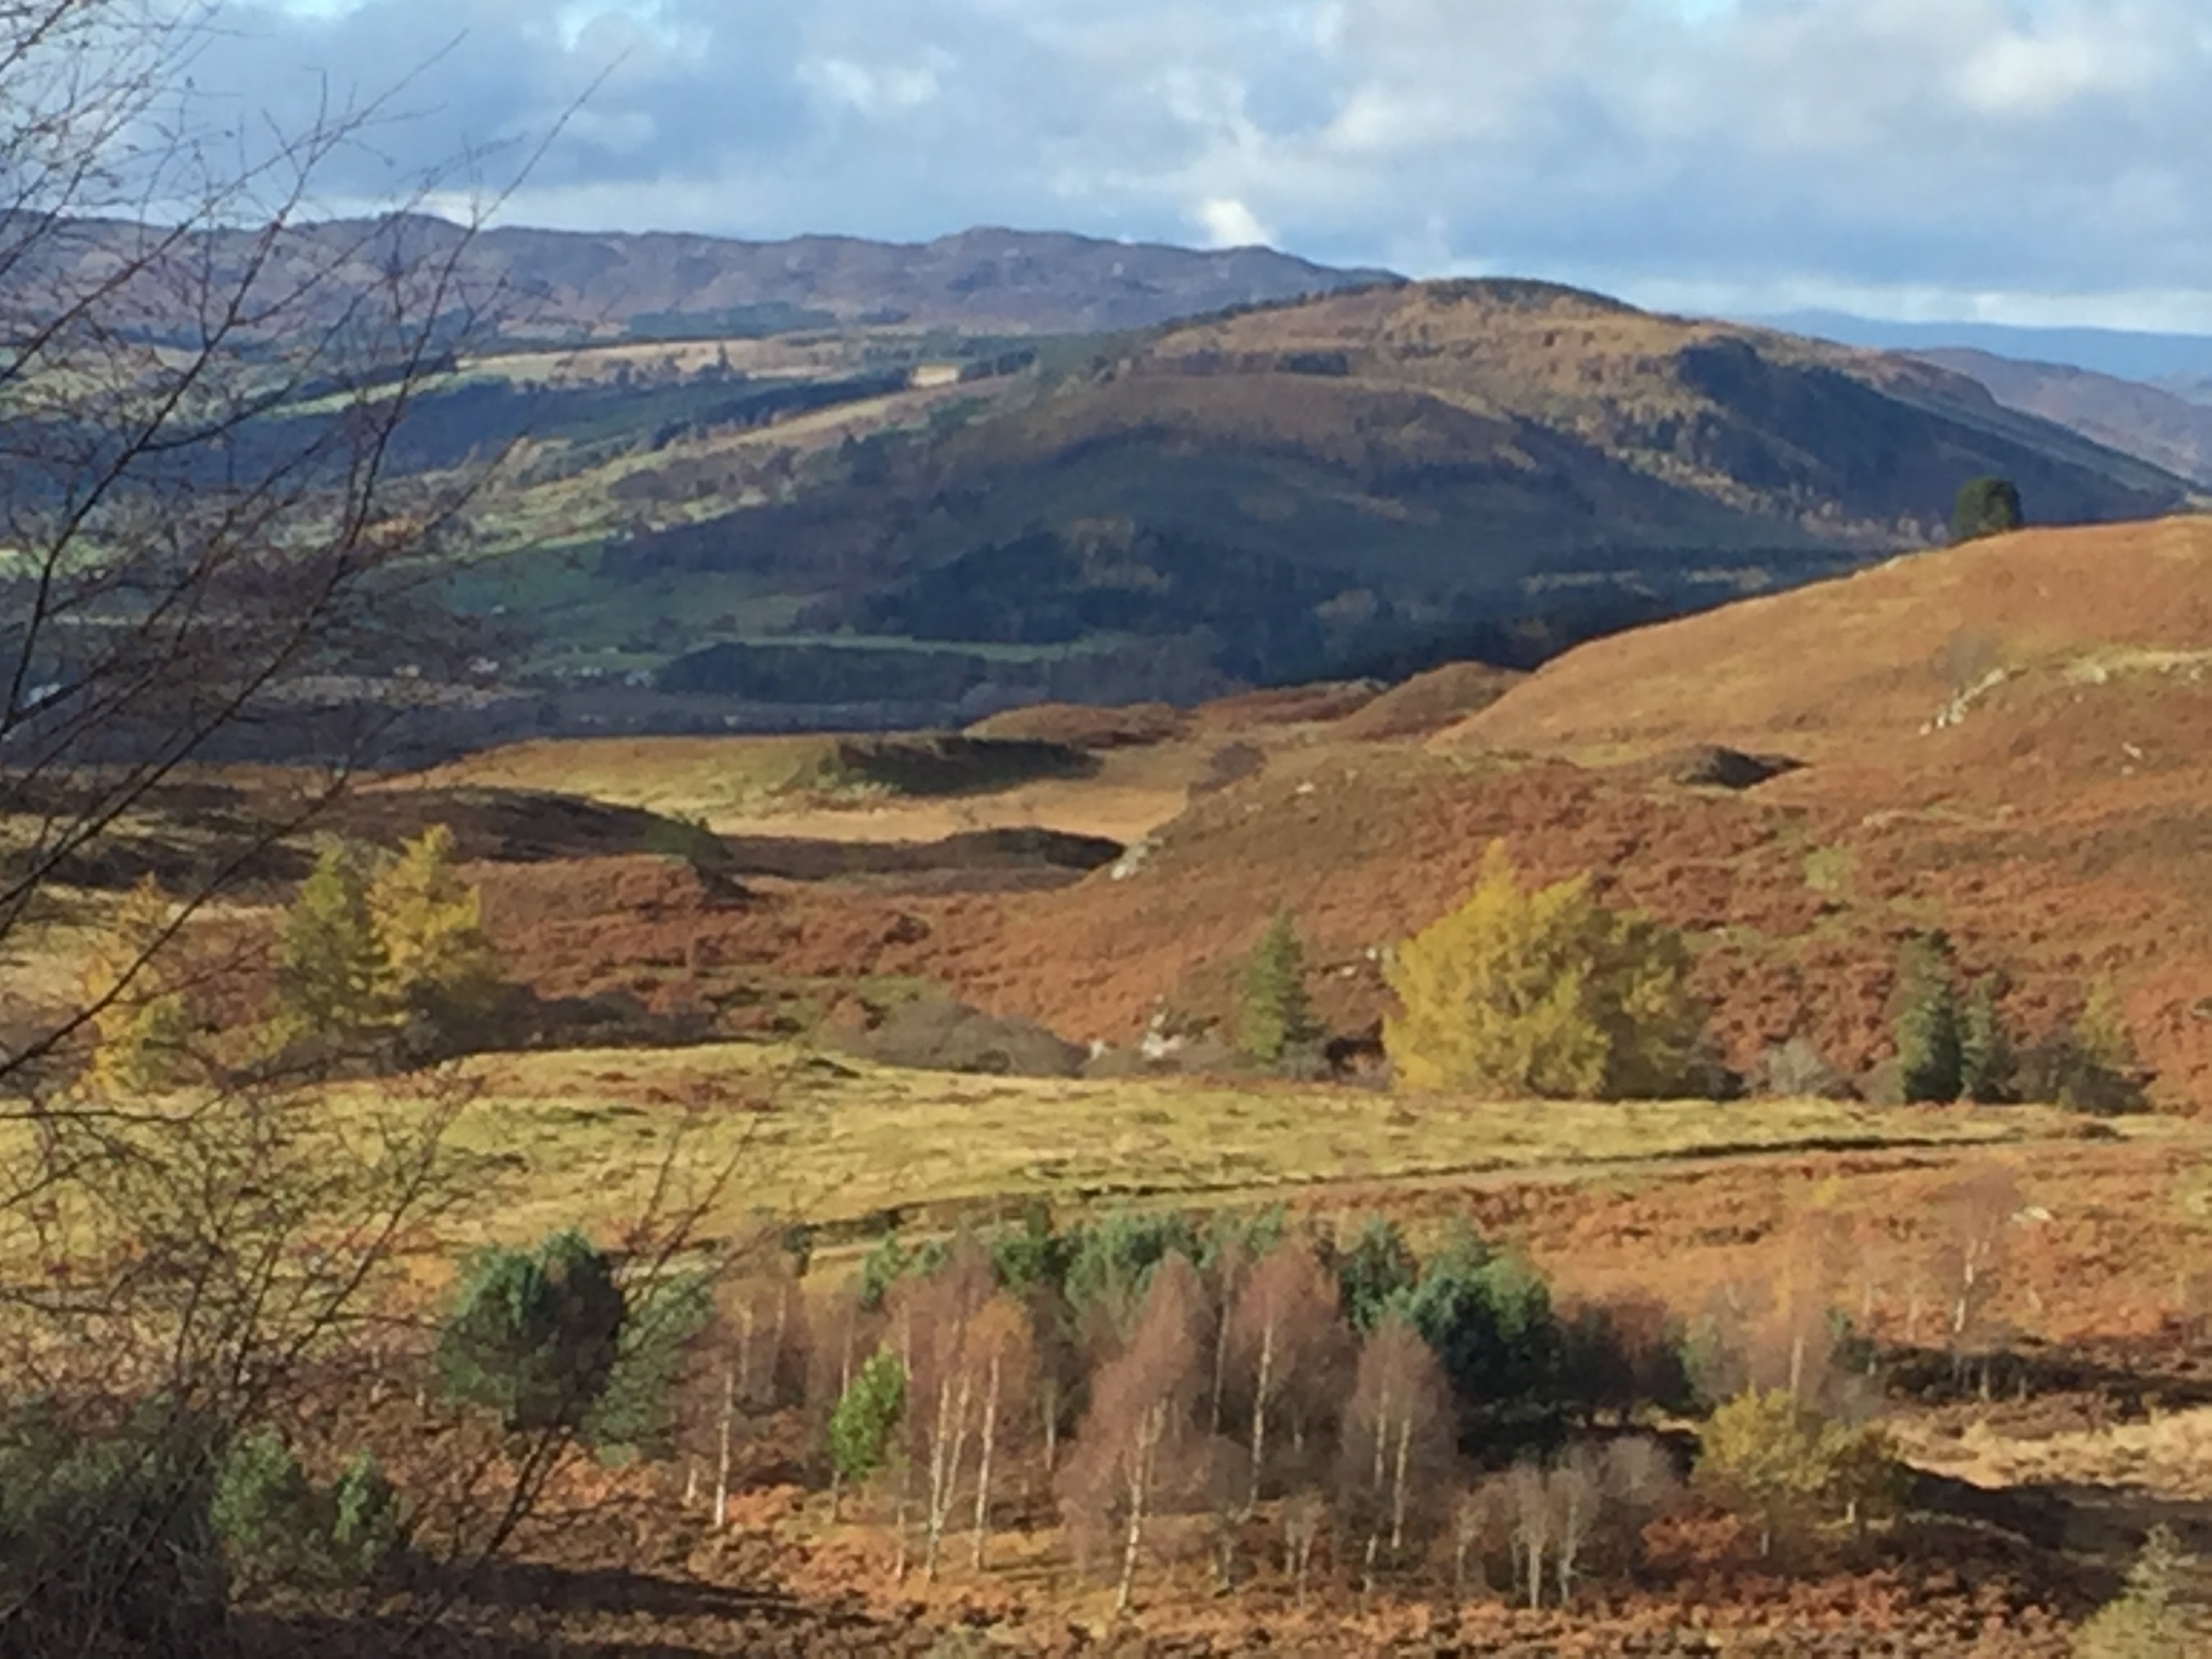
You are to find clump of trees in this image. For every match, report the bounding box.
[0,1183,1947,1644]
[775,1201,1898,1614]
[1887,934,2148,1112]
[1694,1389,1900,1559]
[0,1218,689,1655]
[83,824,507,1090]
[270,825,505,1063]
[1950,476,2025,544]
[211,1434,404,1592]
[1383,843,1708,1097]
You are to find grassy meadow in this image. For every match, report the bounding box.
[408,1041,2104,1252]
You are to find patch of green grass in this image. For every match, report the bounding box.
[442,733,1096,821]
[403,1043,2097,1249]
[1803,845,1858,897]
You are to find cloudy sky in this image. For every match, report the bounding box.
[212,0,2212,329]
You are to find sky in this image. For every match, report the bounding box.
[207,0,2212,331]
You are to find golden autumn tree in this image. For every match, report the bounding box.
[269,841,394,1053]
[80,876,192,1095]
[1382,842,1706,1099]
[367,823,501,1031]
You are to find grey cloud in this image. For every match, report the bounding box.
[190,0,2212,321]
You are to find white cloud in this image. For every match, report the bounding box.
[1194,197,1272,248]
[216,0,2212,327]
[800,54,945,117]
[1967,37,2163,119]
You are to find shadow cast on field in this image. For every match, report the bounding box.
[1910,1469,2212,1610]
[1882,1338,2212,1416]
[239,1567,901,1659]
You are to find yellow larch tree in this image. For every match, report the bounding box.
[80,875,192,1095]
[1382,842,1705,1099]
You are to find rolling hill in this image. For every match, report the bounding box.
[612,280,2192,703]
[417,518,2212,1117]
[848,516,2212,1106]
[33,228,2196,739]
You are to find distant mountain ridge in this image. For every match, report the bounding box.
[1904,348,2212,487]
[25,216,1401,340]
[1753,309,2212,388]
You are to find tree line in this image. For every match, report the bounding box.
[405,1202,1929,1618]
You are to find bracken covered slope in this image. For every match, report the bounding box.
[914,518,2212,1102]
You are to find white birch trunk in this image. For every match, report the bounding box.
[1115,1404,1161,1614]
[1388,1414,1412,1555]
[970,1349,1002,1571]
[1246,1319,1275,1512]
[712,1361,735,1530]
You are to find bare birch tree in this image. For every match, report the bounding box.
[896,1239,997,1581]
[1341,1311,1450,1591]
[965,1292,1035,1572]
[1506,1460,1552,1610]
[1059,1252,1207,1614]
[1937,1162,2019,1391]
[1229,1236,1349,1511]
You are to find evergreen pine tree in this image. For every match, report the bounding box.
[827,1349,905,1491]
[1239,908,1321,1064]
[436,1230,628,1433]
[1893,935,1962,1103]
[1957,979,2011,1103]
[1334,1215,1419,1332]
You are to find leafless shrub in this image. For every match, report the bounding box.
[1936,1162,2022,1393]
[890,1239,1000,1580]
[1451,1479,1511,1602]
[1933,625,2007,699]
[1589,1435,1682,1586]
[964,1293,1036,1571]
[1750,1036,1855,1101]
[1281,1488,1328,1607]
[1504,1461,1553,1610]
[1550,1448,1605,1606]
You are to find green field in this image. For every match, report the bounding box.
[419,1042,2104,1250]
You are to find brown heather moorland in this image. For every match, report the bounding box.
[25,518,2212,1655]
